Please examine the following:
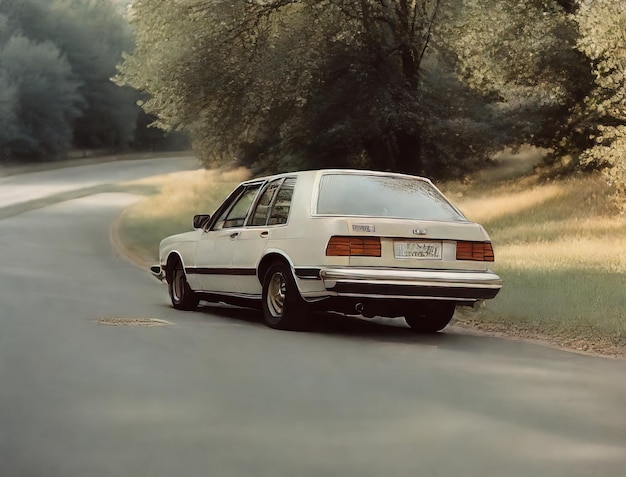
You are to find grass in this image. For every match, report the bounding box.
[442,152,626,354]
[116,153,626,355]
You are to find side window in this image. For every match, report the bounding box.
[212,185,260,230]
[249,177,296,226]
[268,178,295,225]
[249,180,281,226]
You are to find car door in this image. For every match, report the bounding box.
[233,177,296,295]
[194,183,262,293]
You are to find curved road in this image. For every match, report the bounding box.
[0,157,624,477]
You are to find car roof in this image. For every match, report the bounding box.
[241,169,433,186]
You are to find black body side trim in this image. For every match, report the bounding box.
[328,283,500,300]
[186,267,256,276]
[294,268,321,279]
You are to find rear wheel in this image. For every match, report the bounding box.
[404,302,455,333]
[262,262,308,330]
[168,260,199,311]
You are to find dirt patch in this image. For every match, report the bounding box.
[96,317,173,327]
[454,313,626,359]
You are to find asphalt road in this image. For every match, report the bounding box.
[1,158,625,477]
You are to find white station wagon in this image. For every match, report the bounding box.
[152,169,502,332]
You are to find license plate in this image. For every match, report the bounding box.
[394,240,443,260]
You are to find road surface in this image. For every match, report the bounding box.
[0,157,624,477]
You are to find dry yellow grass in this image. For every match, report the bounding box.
[117,167,249,263]
[124,167,250,220]
[497,237,626,273]
[449,174,626,275]
[458,184,565,224]
[446,169,626,351]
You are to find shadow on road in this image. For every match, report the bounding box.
[193,302,485,349]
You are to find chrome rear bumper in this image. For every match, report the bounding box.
[318,267,502,301]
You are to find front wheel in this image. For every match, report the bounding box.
[168,261,199,311]
[404,302,455,333]
[262,262,308,330]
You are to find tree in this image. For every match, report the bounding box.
[447,0,626,193]
[122,0,624,180]
[0,0,140,161]
[120,0,526,176]
[573,0,626,192]
[7,0,138,149]
[441,0,594,153]
[0,33,82,160]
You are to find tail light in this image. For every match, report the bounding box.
[456,241,495,262]
[326,236,381,257]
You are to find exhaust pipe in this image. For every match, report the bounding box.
[472,299,485,310]
[355,302,365,314]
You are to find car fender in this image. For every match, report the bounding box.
[257,248,325,298]
[257,248,295,281]
[163,250,196,288]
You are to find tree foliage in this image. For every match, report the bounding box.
[0,33,82,159]
[0,0,139,162]
[120,0,520,176]
[120,0,626,184]
[449,0,626,189]
[573,0,626,192]
[444,0,597,150]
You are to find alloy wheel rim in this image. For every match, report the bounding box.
[267,271,286,318]
[173,267,184,302]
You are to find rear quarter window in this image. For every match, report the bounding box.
[249,177,296,226]
[316,174,465,221]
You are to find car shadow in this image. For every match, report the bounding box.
[194,302,488,348]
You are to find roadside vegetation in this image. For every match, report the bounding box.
[3,1,625,197]
[118,0,626,193]
[116,150,626,356]
[116,168,250,265]
[443,150,626,356]
[0,0,187,164]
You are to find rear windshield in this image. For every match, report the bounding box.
[316,174,465,221]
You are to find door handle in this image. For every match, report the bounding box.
[230,232,239,239]
[260,231,269,238]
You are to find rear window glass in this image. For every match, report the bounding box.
[316,174,465,221]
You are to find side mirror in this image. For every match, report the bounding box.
[193,214,211,229]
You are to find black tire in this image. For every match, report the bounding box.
[261,262,309,330]
[168,260,199,311]
[404,302,456,333]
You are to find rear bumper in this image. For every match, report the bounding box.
[314,267,502,302]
